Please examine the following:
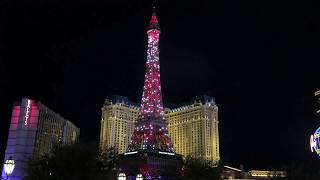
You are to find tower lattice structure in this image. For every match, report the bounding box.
[128,9,174,153]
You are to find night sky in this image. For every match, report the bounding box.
[1,0,320,170]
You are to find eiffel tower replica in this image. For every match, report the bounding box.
[119,7,182,180]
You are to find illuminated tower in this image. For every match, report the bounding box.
[140,10,163,120]
[127,8,174,153]
[119,8,182,179]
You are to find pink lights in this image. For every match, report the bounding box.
[140,15,163,119]
[148,11,159,30]
[10,106,21,130]
[127,10,174,153]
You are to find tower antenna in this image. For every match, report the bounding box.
[153,0,157,13]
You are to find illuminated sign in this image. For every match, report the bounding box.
[24,100,31,126]
[310,127,320,156]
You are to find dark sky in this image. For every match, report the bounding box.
[1,0,320,170]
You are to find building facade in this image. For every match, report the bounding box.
[100,95,220,163]
[100,96,139,154]
[165,95,219,163]
[1,98,80,180]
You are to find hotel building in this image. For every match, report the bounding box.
[165,95,219,163]
[100,95,220,163]
[100,96,139,153]
[1,98,80,180]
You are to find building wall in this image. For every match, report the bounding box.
[1,98,80,180]
[33,103,80,158]
[165,97,219,163]
[33,103,64,158]
[63,121,80,145]
[100,96,220,163]
[100,96,139,154]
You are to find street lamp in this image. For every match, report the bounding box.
[136,174,143,180]
[118,173,126,180]
[3,156,15,180]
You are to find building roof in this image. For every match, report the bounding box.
[105,95,140,107]
[105,95,217,110]
[165,95,216,109]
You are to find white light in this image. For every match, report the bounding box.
[118,173,126,180]
[224,166,242,172]
[24,100,31,126]
[136,174,143,180]
[159,151,175,156]
[124,151,138,155]
[4,157,15,177]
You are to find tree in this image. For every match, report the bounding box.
[99,147,118,179]
[26,143,117,180]
[178,156,222,180]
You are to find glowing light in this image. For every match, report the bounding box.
[310,127,320,156]
[4,156,15,177]
[158,151,175,156]
[118,173,126,180]
[136,174,143,180]
[124,151,138,155]
[24,100,31,126]
[249,170,286,178]
[223,166,242,172]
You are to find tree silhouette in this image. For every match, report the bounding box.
[178,156,222,180]
[26,143,117,180]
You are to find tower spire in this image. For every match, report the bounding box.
[152,6,156,15]
[148,6,159,30]
[127,8,174,153]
